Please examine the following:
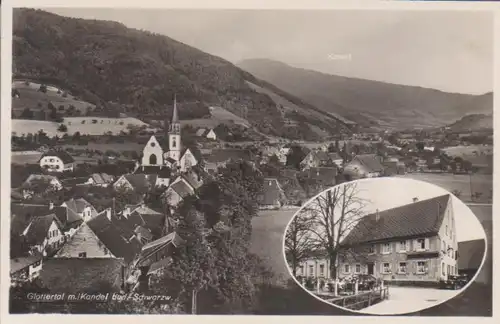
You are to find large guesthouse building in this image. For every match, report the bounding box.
[296,194,459,286]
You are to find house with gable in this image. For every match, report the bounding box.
[113,174,156,193]
[11,254,44,284]
[21,214,66,256]
[61,198,98,222]
[39,149,75,172]
[258,178,287,210]
[11,202,84,241]
[296,194,459,286]
[343,154,385,179]
[300,150,337,170]
[162,180,196,209]
[21,174,63,198]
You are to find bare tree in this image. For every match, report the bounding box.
[284,210,315,277]
[304,182,368,284]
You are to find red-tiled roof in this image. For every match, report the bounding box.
[341,194,451,246]
[458,239,486,270]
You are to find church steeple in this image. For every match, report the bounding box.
[168,94,181,163]
[169,94,180,134]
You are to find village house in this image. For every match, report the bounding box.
[88,173,115,187]
[134,165,171,188]
[258,178,287,210]
[458,239,486,283]
[61,198,98,222]
[202,149,254,174]
[10,254,44,284]
[162,179,196,209]
[296,194,459,287]
[21,214,66,256]
[300,167,338,195]
[39,149,75,172]
[21,174,63,198]
[195,128,218,141]
[300,150,338,170]
[113,174,157,193]
[11,202,84,243]
[129,232,185,291]
[343,154,385,179]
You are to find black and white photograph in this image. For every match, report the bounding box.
[3,4,494,317]
[284,178,488,315]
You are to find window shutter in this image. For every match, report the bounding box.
[425,238,430,251]
[380,263,384,273]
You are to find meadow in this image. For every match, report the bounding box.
[12,117,155,137]
[396,173,493,203]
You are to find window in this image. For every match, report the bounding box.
[382,243,391,254]
[442,240,446,252]
[416,238,426,250]
[368,245,375,254]
[78,252,87,258]
[50,158,54,162]
[344,264,350,273]
[442,262,446,275]
[320,264,325,276]
[447,264,451,275]
[383,263,391,274]
[417,261,427,274]
[355,264,361,274]
[399,240,408,252]
[150,142,156,147]
[309,265,314,276]
[399,262,407,274]
[172,139,177,148]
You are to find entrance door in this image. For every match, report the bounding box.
[367,263,374,275]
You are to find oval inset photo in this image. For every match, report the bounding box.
[283,177,487,315]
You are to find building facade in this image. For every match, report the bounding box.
[295,194,459,285]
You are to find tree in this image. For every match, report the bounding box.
[57,124,68,132]
[286,145,307,170]
[38,84,47,93]
[299,182,368,293]
[285,210,315,277]
[156,208,218,314]
[416,142,425,151]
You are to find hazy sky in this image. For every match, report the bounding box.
[43,8,493,94]
[303,177,486,242]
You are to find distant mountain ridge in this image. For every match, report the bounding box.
[237,58,493,130]
[12,9,351,141]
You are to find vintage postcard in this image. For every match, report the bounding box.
[0,0,497,322]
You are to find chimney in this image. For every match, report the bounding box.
[49,202,54,210]
[375,209,380,222]
[105,208,112,221]
[413,197,419,203]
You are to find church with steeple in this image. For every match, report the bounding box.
[136,96,199,178]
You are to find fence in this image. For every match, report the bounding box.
[326,286,389,311]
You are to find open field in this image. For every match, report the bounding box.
[442,145,493,157]
[180,106,250,129]
[12,81,95,115]
[12,117,155,137]
[395,173,492,203]
[11,152,42,164]
[61,142,144,153]
[251,208,299,279]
